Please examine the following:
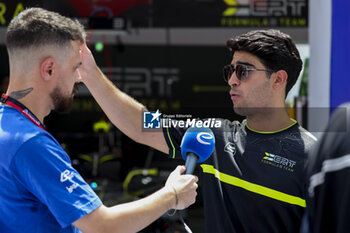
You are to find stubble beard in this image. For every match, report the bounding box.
[50,83,79,113]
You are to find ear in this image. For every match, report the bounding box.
[271,70,288,91]
[40,57,56,81]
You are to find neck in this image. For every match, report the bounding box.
[6,87,50,124]
[1,94,46,131]
[245,107,294,132]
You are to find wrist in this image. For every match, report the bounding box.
[172,187,179,209]
[162,185,178,210]
[165,186,178,216]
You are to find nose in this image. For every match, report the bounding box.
[227,72,240,87]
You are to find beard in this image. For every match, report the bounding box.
[50,83,79,113]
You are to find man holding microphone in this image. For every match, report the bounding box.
[0,8,198,233]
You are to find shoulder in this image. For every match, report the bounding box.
[1,108,63,163]
[1,107,52,160]
[1,106,44,137]
[296,125,318,147]
[12,123,58,154]
[10,132,66,175]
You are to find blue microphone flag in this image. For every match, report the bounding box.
[180,126,215,163]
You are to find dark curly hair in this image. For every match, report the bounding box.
[226,29,302,98]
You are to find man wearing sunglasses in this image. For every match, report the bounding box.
[81,29,317,233]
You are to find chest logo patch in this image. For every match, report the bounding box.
[262,152,296,172]
[224,142,236,156]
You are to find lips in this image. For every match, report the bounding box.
[230,91,240,101]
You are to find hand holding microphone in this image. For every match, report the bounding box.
[165,165,199,210]
[168,126,215,233]
[164,127,215,210]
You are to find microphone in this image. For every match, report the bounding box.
[180,127,215,174]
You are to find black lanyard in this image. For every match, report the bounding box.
[1,93,46,131]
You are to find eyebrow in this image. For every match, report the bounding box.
[236,61,256,68]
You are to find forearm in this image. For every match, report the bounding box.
[106,186,175,233]
[83,67,143,139]
[75,186,175,233]
[74,166,198,233]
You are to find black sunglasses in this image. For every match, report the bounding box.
[223,64,274,82]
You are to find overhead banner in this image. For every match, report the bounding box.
[0,0,307,28]
[0,0,147,28]
[153,0,308,27]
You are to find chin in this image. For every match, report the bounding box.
[54,97,74,113]
[233,106,249,117]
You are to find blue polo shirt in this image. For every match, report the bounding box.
[0,106,102,232]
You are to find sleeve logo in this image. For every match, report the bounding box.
[60,170,75,182]
[60,170,79,194]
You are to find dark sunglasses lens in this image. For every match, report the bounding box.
[236,65,244,80]
[224,65,233,82]
[223,64,249,81]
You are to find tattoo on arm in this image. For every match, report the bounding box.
[9,88,34,100]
